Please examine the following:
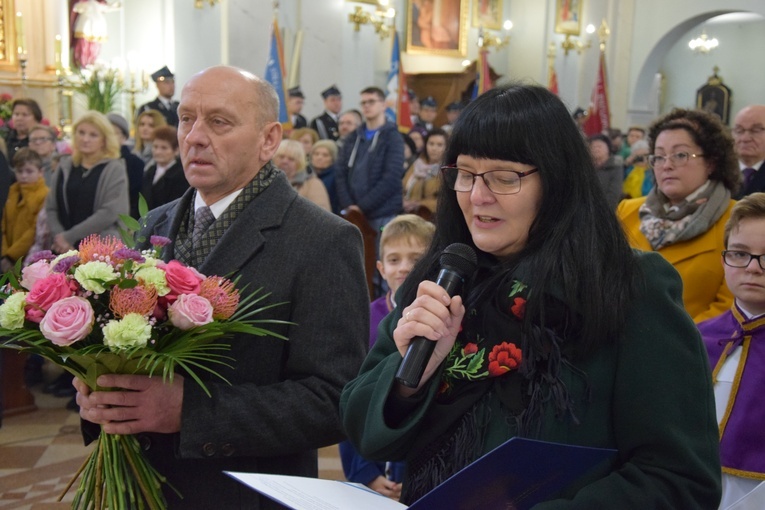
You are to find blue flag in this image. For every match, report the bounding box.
[264,20,289,125]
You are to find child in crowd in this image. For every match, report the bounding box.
[698,192,765,509]
[1,148,48,273]
[339,214,435,500]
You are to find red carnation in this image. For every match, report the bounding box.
[488,342,523,377]
[510,297,526,319]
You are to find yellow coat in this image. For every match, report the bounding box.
[2,179,49,262]
[617,196,734,323]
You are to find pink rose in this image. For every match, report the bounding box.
[168,294,214,330]
[20,260,52,290]
[39,296,95,346]
[163,260,204,303]
[25,273,75,323]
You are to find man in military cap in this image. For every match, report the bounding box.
[310,85,342,141]
[288,87,307,129]
[415,96,437,132]
[137,66,180,127]
[441,101,464,134]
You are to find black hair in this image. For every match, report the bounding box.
[588,133,613,154]
[360,86,386,101]
[421,128,448,164]
[12,98,43,123]
[400,83,638,355]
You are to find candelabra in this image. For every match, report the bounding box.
[125,71,149,133]
[560,34,590,56]
[348,4,396,40]
[478,27,510,51]
[18,52,28,88]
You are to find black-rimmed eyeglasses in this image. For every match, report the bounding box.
[440,166,538,195]
[722,250,765,270]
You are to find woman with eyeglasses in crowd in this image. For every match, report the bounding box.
[341,84,721,508]
[617,108,738,323]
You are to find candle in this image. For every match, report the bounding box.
[141,70,148,89]
[16,12,25,55]
[54,34,63,72]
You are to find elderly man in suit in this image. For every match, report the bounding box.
[137,66,180,127]
[733,105,765,199]
[74,65,369,509]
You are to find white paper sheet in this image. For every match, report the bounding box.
[224,472,407,510]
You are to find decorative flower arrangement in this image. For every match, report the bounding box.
[0,93,14,139]
[0,229,286,508]
[76,64,124,114]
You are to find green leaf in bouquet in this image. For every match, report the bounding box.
[138,194,149,220]
[120,214,142,233]
[117,278,139,289]
[118,226,134,248]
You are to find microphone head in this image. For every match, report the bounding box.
[440,243,478,278]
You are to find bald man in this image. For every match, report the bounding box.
[74,66,368,509]
[733,105,765,199]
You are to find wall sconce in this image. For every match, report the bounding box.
[195,0,220,7]
[478,20,512,51]
[560,23,595,56]
[348,2,396,40]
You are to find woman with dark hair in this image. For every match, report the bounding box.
[588,132,623,209]
[618,108,738,323]
[341,84,720,508]
[402,127,447,215]
[6,98,43,155]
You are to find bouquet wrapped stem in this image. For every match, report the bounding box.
[65,431,171,509]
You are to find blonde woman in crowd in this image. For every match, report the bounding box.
[275,139,331,211]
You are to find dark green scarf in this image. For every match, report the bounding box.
[402,261,586,504]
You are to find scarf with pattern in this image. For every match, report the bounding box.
[638,179,729,250]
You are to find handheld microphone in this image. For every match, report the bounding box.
[395,243,477,388]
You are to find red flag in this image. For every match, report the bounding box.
[472,49,493,99]
[548,67,559,96]
[583,52,610,136]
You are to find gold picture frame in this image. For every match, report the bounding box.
[554,0,583,36]
[406,0,468,57]
[0,0,18,71]
[472,0,503,30]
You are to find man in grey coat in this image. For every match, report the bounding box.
[74,66,369,509]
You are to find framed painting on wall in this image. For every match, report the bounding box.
[406,0,468,57]
[554,0,583,36]
[696,69,732,125]
[472,0,503,30]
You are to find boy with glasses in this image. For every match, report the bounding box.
[698,192,765,508]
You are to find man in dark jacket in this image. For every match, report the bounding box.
[335,86,405,232]
[137,66,180,127]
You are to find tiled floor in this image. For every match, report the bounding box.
[0,387,344,509]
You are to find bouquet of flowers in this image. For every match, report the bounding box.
[0,234,286,509]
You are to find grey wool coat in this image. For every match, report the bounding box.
[104,171,369,509]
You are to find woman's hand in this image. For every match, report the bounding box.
[393,280,465,397]
[368,476,402,501]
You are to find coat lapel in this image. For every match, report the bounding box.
[198,174,297,277]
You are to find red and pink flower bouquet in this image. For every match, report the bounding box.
[0,233,285,509]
